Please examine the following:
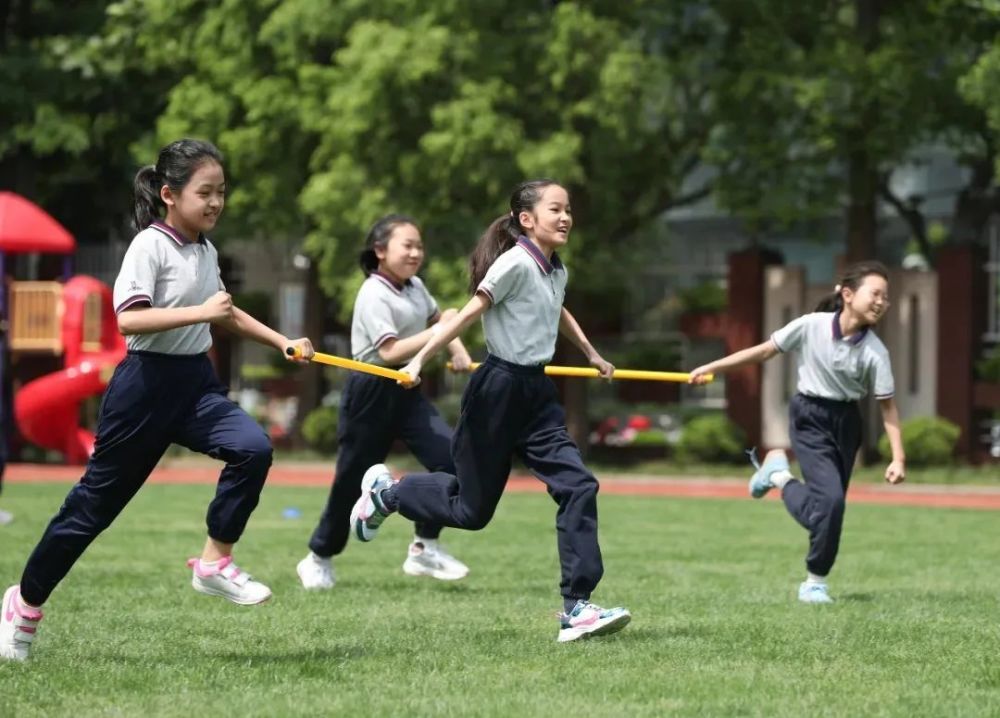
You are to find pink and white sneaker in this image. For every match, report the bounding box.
[187,557,272,606]
[557,601,631,643]
[0,585,43,661]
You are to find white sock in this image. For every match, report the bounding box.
[806,572,827,585]
[771,470,794,489]
[310,552,331,565]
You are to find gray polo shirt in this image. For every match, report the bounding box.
[476,237,567,366]
[113,222,224,355]
[352,272,439,365]
[771,312,895,401]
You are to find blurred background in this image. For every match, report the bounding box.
[2,0,999,469]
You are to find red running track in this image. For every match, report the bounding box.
[6,463,1000,511]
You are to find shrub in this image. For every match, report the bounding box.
[878,416,960,467]
[301,406,339,453]
[676,414,747,463]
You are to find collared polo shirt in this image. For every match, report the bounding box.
[352,272,439,365]
[770,311,895,401]
[112,221,224,355]
[476,236,567,366]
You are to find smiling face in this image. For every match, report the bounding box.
[843,273,890,325]
[518,184,572,253]
[161,160,225,241]
[376,222,424,283]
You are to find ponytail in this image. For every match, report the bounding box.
[468,178,562,294]
[468,213,521,293]
[132,165,164,231]
[814,287,843,313]
[131,138,225,232]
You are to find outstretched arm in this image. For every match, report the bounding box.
[218,306,314,362]
[879,397,906,484]
[559,308,613,378]
[688,340,779,384]
[400,293,490,384]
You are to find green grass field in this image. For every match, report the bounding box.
[1,481,998,717]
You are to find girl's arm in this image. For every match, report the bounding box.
[559,307,613,378]
[878,397,906,484]
[221,306,314,361]
[376,309,467,366]
[688,340,779,384]
[117,290,232,335]
[400,294,490,384]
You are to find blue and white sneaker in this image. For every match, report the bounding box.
[557,601,631,643]
[350,464,396,542]
[798,581,834,604]
[747,447,790,499]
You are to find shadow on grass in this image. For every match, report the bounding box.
[837,592,876,603]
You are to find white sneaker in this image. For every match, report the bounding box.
[557,601,631,643]
[798,581,834,604]
[187,557,272,605]
[0,509,13,526]
[0,585,43,661]
[297,552,336,590]
[402,539,469,581]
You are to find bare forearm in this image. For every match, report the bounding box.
[879,399,906,462]
[378,329,437,365]
[558,308,599,360]
[414,295,489,365]
[702,341,777,375]
[221,307,287,350]
[117,305,207,335]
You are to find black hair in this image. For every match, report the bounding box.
[132,138,225,231]
[359,214,420,276]
[814,260,890,312]
[468,179,562,294]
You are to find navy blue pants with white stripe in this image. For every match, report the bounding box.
[782,393,862,577]
[308,371,451,557]
[19,351,272,606]
[395,355,604,603]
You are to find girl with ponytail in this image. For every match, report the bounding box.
[296,213,472,590]
[0,139,316,661]
[346,180,632,643]
[688,260,905,604]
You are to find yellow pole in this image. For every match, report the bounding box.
[287,347,413,384]
[448,362,712,383]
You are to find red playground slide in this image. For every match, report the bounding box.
[14,275,126,463]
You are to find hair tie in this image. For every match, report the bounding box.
[834,284,842,292]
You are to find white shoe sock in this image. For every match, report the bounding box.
[806,572,827,585]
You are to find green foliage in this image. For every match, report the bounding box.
[676,413,747,464]
[301,405,339,453]
[879,416,961,467]
[677,281,727,314]
[977,347,1000,383]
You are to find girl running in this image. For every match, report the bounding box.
[0,138,314,661]
[689,261,905,603]
[348,180,631,642]
[297,214,472,589]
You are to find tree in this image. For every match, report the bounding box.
[0,0,171,242]
[706,0,1000,262]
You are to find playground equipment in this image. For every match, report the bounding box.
[0,191,126,463]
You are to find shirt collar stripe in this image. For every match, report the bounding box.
[150,221,205,246]
[515,236,563,275]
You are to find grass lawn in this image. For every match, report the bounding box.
[1,481,998,717]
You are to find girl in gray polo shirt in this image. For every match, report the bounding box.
[347,180,631,643]
[689,261,906,604]
[297,214,473,590]
[0,139,314,662]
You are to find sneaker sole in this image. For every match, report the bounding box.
[558,611,631,643]
[191,579,272,606]
[402,560,468,581]
[351,465,390,542]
